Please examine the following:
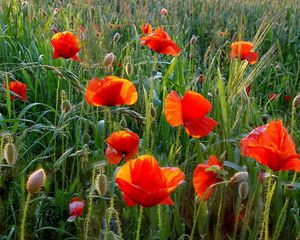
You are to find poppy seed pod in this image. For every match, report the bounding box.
[238,181,249,200]
[293,95,300,108]
[26,169,46,194]
[104,53,115,67]
[113,32,120,42]
[230,171,249,183]
[3,142,17,165]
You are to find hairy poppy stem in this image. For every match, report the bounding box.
[259,169,276,240]
[190,180,230,239]
[135,206,143,240]
[20,192,31,240]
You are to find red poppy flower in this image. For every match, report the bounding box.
[164,90,217,138]
[140,27,181,56]
[3,80,27,101]
[68,197,84,222]
[85,76,138,106]
[105,131,139,164]
[141,23,152,34]
[51,31,80,61]
[240,120,300,172]
[229,41,258,64]
[116,155,185,208]
[193,155,223,200]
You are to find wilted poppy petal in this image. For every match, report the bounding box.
[182,91,212,121]
[184,117,217,138]
[164,90,183,126]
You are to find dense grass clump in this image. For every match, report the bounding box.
[0,0,299,239]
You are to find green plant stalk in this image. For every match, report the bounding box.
[259,170,276,240]
[136,206,143,240]
[215,185,224,239]
[20,193,31,240]
[190,181,230,240]
[84,167,96,240]
[157,205,162,229]
[273,198,289,240]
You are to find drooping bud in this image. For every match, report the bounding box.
[230,171,249,184]
[3,142,17,165]
[160,8,168,15]
[95,172,108,196]
[238,181,249,200]
[125,62,133,76]
[104,53,115,67]
[292,94,300,108]
[283,183,296,198]
[113,32,120,42]
[190,35,198,45]
[61,100,72,114]
[26,169,46,194]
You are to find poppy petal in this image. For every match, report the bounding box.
[184,116,217,138]
[159,196,174,205]
[71,55,80,62]
[161,167,185,193]
[182,91,212,121]
[105,145,123,164]
[244,52,258,64]
[164,90,183,126]
[53,50,60,58]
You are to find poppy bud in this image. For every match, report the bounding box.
[26,169,46,194]
[230,171,249,183]
[160,8,168,15]
[190,35,198,45]
[199,143,207,152]
[268,93,278,101]
[292,95,300,108]
[119,117,127,128]
[125,62,133,76]
[238,181,249,200]
[113,32,120,42]
[81,133,90,144]
[198,74,205,83]
[3,142,17,165]
[98,120,105,135]
[284,95,291,103]
[95,172,108,196]
[61,100,72,114]
[53,8,60,15]
[283,183,295,198]
[104,53,115,67]
[261,114,270,123]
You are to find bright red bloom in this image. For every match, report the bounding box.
[51,31,80,61]
[230,41,258,64]
[193,155,223,200]
[141,23,152,34]
[164,90,217,138]
[3,80,27,101]
[105,131,139,164]
[68,198,84,222]
[140,27,181,56]
[240,120,300,172]
[116,155,185,208]
[85,76,138,106]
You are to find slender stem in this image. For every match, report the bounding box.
[190,180,230,239]
[20,192,31,240]
[157,205,162,229]
[136,206,144,240]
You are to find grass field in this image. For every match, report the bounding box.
[0,0,299,239]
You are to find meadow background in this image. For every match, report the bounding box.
[0,0,299,239]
